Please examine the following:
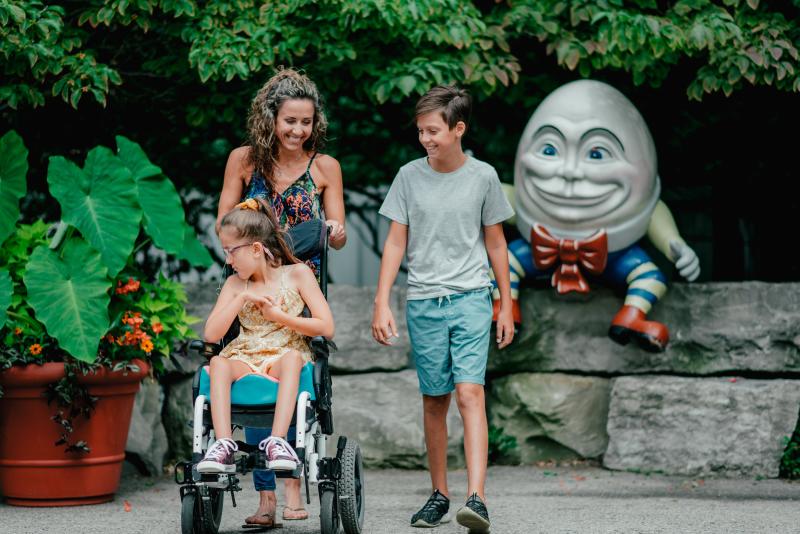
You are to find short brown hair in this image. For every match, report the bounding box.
[415,85,472,130]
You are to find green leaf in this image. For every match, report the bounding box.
[397,75,416,96]
[47,147,142,276]
[0,269,11,329]
[23,239,111,362]
[115,136,161,180]
[176,225,213,267]
[0,131,28,245]
[116,136,185,253]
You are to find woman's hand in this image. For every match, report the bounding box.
[326,219,346,247]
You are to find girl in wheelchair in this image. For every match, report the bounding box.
[198,197,334,475]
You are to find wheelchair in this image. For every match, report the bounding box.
[174,219,365,534]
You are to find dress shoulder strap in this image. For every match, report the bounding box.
[305,152,317,173]
[279,266,288,292]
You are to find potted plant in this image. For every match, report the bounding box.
[0,131,212,506]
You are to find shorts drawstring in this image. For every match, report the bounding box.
[437,295,452,308]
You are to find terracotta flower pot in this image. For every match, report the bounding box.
[0,359,149,506]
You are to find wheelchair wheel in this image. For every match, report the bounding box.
[200,487,224,534]
[320,489,339,534]
[181,490,202,534]
[339,440,365,534]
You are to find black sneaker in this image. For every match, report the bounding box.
[410,489,451,528]
[456,493,490,533]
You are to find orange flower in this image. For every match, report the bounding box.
[140,339,154,353]
[152,322,163,335]
[106,334,115,343]
[116,278,141,295]
[29,344,42,355]
[14,327,22,336]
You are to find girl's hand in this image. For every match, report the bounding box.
[260,295,285,322]
[372,303,398,345]
[238,290,269,306]
[326,219,346,244]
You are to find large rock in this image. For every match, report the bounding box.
[162,376,195,462]
[331,370,464,469]
[489,282,800,375]
[488,373,610,463]
[604,376,800,477]
[326,285,409,373]
[126,378,169,475]
[183,283,409,373]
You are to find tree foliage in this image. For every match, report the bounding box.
[2,0,797,111]
[1,0,798,281]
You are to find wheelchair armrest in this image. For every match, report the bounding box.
[190,339,221,360]
[310,336,336,359]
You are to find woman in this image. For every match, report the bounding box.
[215,68,346,527]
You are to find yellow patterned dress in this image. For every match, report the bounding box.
[219,266,313,374]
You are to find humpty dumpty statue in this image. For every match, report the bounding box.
[491,79,700,352]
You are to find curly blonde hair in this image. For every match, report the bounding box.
[246,68,328,183]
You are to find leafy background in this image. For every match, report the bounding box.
[2,0,798,281]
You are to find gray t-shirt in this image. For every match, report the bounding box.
[379,156,514,300]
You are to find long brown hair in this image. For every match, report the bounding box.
[245,68,328,183]
[220,198,299,267]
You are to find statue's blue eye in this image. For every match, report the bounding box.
[541,144,557,157]
[588,147,610,160]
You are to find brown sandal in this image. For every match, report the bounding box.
[244,512,275,527]
[282,506,309,521]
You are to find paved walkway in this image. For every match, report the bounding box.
[2,464,800,533]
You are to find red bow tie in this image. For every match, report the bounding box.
[531,224,608,294]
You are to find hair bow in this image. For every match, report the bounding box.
[235,198,259,211]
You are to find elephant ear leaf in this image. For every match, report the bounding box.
[0,130,28,245]
[23,239,111,363]
[116,136,185,254]
[48,146,142,276]
[0,269,11,329]
[177,223,213,267]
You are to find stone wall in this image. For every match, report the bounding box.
[128,282,800,478]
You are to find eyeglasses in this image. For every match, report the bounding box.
[222,243,253,257]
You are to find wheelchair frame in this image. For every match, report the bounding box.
[175,222,364,534]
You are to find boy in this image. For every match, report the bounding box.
[372,85,515,533]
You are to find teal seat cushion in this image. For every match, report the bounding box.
[198,362,315,406]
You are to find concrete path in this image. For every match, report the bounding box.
[2,464,800,533]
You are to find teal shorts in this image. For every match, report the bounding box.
[406,288,493,396]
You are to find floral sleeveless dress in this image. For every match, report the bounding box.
[243,153,323,277]
[218,267,312,374]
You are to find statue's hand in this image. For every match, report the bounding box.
[669,241,700,282]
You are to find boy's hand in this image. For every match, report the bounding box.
[372,303,399,345]
[496,306,515,349]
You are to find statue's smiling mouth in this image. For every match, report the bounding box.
[537,185,617,206]
[528,173,622,208]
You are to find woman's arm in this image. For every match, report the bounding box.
[316,155,347,249]
[262,264,335,339]
[216,147,249,235]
